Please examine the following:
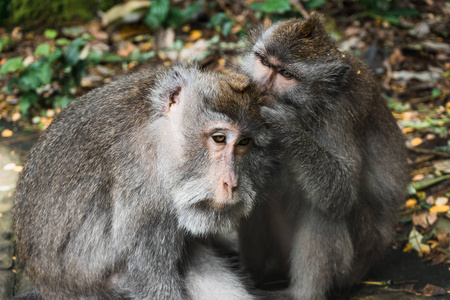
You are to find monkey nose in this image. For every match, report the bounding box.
[223,176,238,196]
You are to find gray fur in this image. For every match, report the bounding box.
[239,16,409,300]
[13,65,274,299]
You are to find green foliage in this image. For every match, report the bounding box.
[0,57,24,73]
[357,0,419,25]
[8,0,120,27]
[1,35,156,118]
[2,38,89,117]
[0,36,12,53]
[44,29,58,39]
[306,0,326,9]
[251,0,291,14]
[145,1,202,29]
[208,12,235,37]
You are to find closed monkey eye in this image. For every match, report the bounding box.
[237,138,252,146]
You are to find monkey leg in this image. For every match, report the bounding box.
[289,207,353,300]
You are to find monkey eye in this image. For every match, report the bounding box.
[260,58,270,67]
[212,135,226,143]
[237,138,252,146]
[279,69,294,79]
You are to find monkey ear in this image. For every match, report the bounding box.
[313,62,350,97]
[162,69,185,113]
[298,12,326,38]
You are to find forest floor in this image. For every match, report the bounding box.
[0,0,449,298]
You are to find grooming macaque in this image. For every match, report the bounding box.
[13,66,275,299]
[240,13,409,299]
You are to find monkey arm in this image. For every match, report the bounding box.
[115,219,188,300]
[262,106,362,218]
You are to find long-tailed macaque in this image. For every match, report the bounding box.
[13,66,275,299]
[239,13,409,299]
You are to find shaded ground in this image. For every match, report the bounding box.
[0,120,449,299]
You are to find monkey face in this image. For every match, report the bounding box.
[153,69,274,236]
[242,17,350,116]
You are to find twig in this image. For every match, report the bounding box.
[410,92,448,104]
[0,133,39,145]
[407,146,450,158]
[290,0,309,18]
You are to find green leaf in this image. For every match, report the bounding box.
[412,174,450,191]
[38,62,52,84]
[0,57,24,74]
[53,96,73,109]
[250,3,263,11]
[35,43,51,56]
[17,70,42,92]
[19,93,39,116]
[146,0,170,29]
[62,26,85,37]
[47,48,62,63]
[102,53,125,63]
[64,43,80,66]
[208,12,227,27]
[72,60,88,85]
[222,21,234,37]
[87,51,103,65]
[44,29,58,39]
[306,0,326,9]
[0,36,11,53]
[56,38,72,45]
[166,7,184,28]
[431,88,442,97]
[261,0,291,13]
[182,2,201,20]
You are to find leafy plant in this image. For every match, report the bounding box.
[356,0,419,25]
[208,13,235,37]
[1,38,90,117]
[145,0,202,29]
[1,31,157,119]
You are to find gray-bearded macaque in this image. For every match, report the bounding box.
[239,13,409,299]
[13,66,275,299]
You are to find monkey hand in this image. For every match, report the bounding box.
[260,104,312,150]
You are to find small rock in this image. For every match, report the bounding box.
[409,21,430,39]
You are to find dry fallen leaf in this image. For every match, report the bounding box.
[402,127,414,133]
[425,196,435,205]
[412,212,438,228]
[409,227,431,254]
[411,137,423,147]
[188,30,202,41]
[405,199,417,208]
[429,205,450,213]
[11,113,21,121]
[412,174,424,181]
[435,197,449,206]
[403,242,413,252]
[13,165,23,173]
[1,129,13,137]
[422,284,447,297]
